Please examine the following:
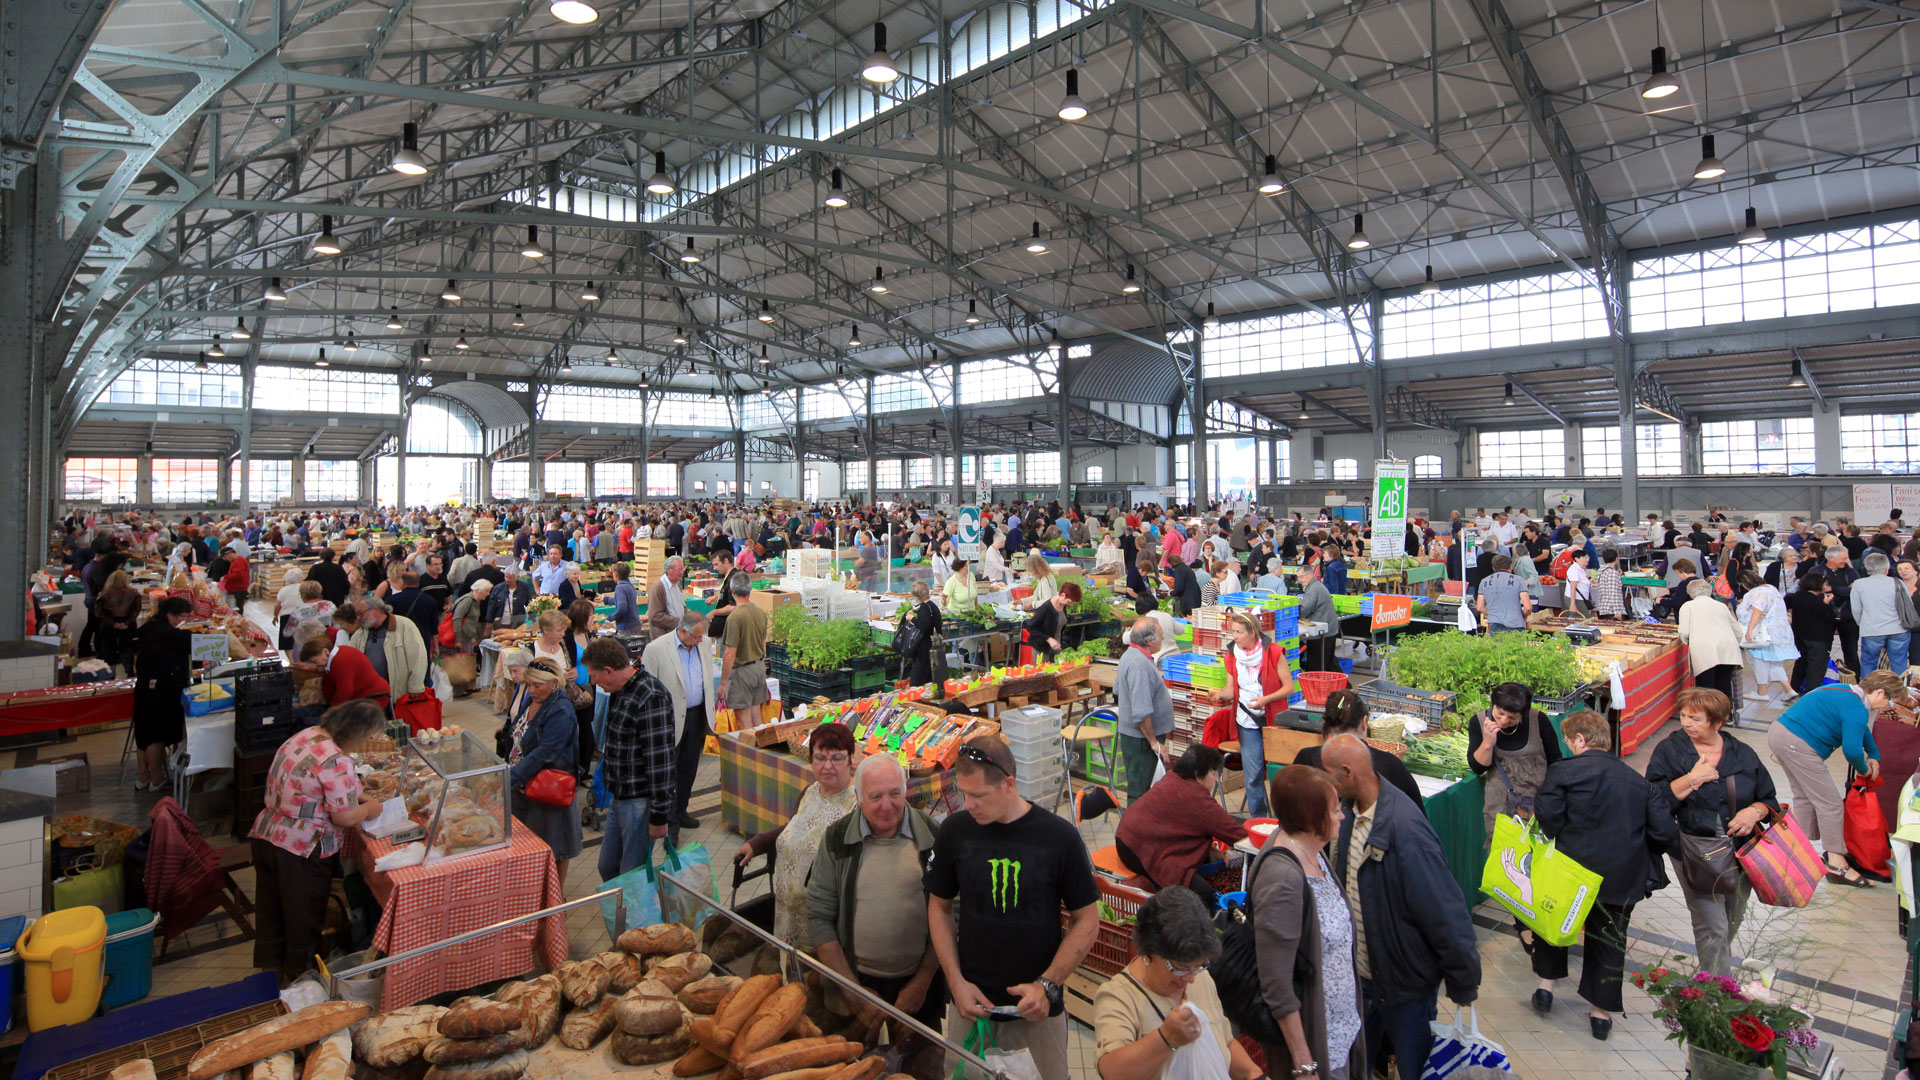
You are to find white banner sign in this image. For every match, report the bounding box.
[1371,461,1412,560]
[957,505,982,562]
[1853,484,1893,524]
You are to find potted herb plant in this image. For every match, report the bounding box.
[1635,963,1817,1080]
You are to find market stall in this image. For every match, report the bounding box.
[716,725,964,835]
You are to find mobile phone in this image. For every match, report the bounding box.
[988,1006,1024,1019]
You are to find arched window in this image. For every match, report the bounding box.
[1413,455,1442,479]
[1085,465,1105,482]
[1332,458,1359,481]
[408,396,483,455]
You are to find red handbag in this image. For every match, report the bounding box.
[1844,770,1892,878]
[524,768,577,807]
[393,689,442,734]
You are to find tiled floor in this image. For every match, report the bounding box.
[12,636,1908,1078]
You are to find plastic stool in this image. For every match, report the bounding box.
[1065,708,1121,789]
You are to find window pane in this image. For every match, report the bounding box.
[152,458,221,503]
[66,457,139,503]
[492,461,530,500]
[1385,271,1605,360]
[646,464,678,497]
[1202,308,1368,378]
[594,462,634,496]
[1477,429,1566,477]
[103,357,244,408]
[1699,418,1817,475]
[254,366,399,414]
[1839,413,1920,473]
[545,462,587,496]
[304,460,360,501]
[408,398,483,455]
[1631,218,1920,333]
[1413,455,1442,479]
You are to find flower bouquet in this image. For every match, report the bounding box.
[1635,962,1817,1080]
[525,594,561,622]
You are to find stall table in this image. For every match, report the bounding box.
[347,820,568,1009]
[0,680,136,736]
[716,734,958,836]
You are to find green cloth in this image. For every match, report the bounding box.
[1423,774,1488,905]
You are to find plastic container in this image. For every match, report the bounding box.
[0,913,25,1035]
[1013,763,1062,801]
[1002,724,1063,765]
[997,704,1062,738]
[100,907,159,1010]
[16,905,107,1032]
[183,680,234,716]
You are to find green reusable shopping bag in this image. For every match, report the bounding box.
[1479,814,1600,947]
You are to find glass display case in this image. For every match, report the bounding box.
[402,730,510,862]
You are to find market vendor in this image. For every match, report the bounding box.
[1292,689,1424,810]
[1113,744,1246,907]
[1021,552,1060,610]
[1022,580,1079,662]
[903,580,942,685]
[1208,609,1294,817]
[941,556,978,610]
[1466,681,1563,837]
[732,721,859,953]
[248,698,385,986]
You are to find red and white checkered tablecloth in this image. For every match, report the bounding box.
[349,820,569,1010]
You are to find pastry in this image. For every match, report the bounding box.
[108,1062,158,1080]
[556,958,612,1008]
[188,1001,371,1080]
[710,975,780,1048]
[729,984,807,1063]
[496,975,561,1049]
[593,951,644,993]
[737,1037,862,1079]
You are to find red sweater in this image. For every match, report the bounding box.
[323,645,391,707]
[1115,776,1248,891]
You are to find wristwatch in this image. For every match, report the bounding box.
[1037,977,1063,1007]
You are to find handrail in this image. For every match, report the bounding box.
[327,886,623,986]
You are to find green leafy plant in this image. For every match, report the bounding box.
[1637,962,1815,1079]
[1386,631,1584,719]
[1069,582,1112,616]
[782,611,885,671]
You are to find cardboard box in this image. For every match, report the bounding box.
[750,588,802,615]
[42,753,91,796]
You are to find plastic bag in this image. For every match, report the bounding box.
[1480,815,1600,947]
[598,842,720,940]
[1457,602,1478,634]
[1164,1002,1232,1080]
[957,1019,1042,1080]
[1421,1006,1513,1080]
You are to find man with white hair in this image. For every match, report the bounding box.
[349,595,428,698]
[806,753,946,1043]
[1851,551,1910,674]
[641,611,717,832]
[1113,616,1175,802]
[485,563,532,629]
[646,556,689,641]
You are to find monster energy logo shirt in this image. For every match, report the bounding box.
[923,803,1099,1013]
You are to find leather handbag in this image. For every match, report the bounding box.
[523,767,577,807]
[1676,777,1745,896]
[1210,846,1306,1046]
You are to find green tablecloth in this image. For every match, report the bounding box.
[1423,773,1487,904]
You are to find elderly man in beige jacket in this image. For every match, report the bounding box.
[646,556,689,641]
[641,610,717,831]
[350,595,429,697]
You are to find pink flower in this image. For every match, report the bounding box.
[1694,972,1718,982]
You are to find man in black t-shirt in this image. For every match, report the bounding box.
[924,735,1098,1080]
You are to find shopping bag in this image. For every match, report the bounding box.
[1479,814,1600,947]
[1845,771,1893,879]
[52,853,126,915]
[1421,1006,1513,1080]
[656,842,721,929]
[599,858,667,942]
[1735,808,1827,908]
[1457,602,1478,634]
[955,1019,1042,1080]
[439,652,478,686]
[1163,1002,1232,1080]
[393,689,442,733]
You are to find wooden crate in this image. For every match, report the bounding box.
[45,998,287,1080]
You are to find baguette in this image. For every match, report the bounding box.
[436,998,523,1039]
[609,1016,693,1066]
[729,984,807,1063]
[189,1002,372,1080]
[717,1066,744,1080]
[710,975,780,1046]
[822,1061,887,1080]
[109,1062,158,1080]
[647,952,712,993]
[250,1053,295,1080]
[673,1045,729,1077]
[790,1015,823,1040]
[750,1069,841,1080]
[557,997,620,1051]
[352,1007,447,1068]
[738,1037,861,1079]
[615,993,686,1037]
[618,923,695,956]
[594,951,645,993]
[556,958,613,1008]
[678,975,740,1015]
[301,1032,354,1080]
[420,1051,526,1080]
[421,1031,525,1066]
[688,1018,729,1059]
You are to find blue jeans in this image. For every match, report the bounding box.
[598,797,654,883]
[1861,632,1911,674]
[1239,724,1269,816]
[1361,983,1437,1080]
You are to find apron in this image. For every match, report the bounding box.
[1481,708,1550,837]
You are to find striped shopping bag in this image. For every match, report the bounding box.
[1735,808,1826,907]
[1421,1007,1512,1080]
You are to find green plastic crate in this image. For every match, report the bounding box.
[1188,663,1227,690]
[1070,548,1096,558]
[1331,594,1364,615]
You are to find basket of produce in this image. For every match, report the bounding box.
[999,669,1056,699]
[1054,660,1092,689]
[1367,716,1407,744]
[1366,738,1407,759]
[1070,877,1153,977]
[1354,678,1455,726]
[1403,729,1470,779]
[1298,670,1349,707]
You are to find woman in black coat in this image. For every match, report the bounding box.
[903,580,942,685]
[132,596,196,793]
[1785,570,1838,695]
[1166,560,1203,617]
[1531,710,1679,1041]
[1021,582,1079,662]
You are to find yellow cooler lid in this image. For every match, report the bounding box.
[17,906,107,960]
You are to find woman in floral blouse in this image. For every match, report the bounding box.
[248,698,386,985]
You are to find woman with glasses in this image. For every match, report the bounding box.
[1093,887,1263,1080]
[732,721,859,953]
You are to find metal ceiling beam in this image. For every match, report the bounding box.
[1386,385,1463,432]
[1505,376,1568,426]
[1791,347,1829,411]
[0,0,114,185]
[1632,371,1693,427]
[1298,391,1371,431]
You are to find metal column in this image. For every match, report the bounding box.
[1368,292,1388,466]
[1057,392,1072,506]
[951,359,965,507]
[864,377,877,507]
[637,391,651,503]
[238,359,254,506]
[792,388,806,499]
[526,423,543,500]
[732,393,747,503]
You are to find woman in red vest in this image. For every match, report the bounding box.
[1208,610,1296,817]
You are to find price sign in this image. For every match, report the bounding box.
[1370,594,1415,632]
[190,633,228,666]
[957,505,982,561]
[1371,461,1411,560]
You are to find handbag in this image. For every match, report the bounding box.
[1675,777,1745,896]
[1735,808,1827,908]
[523,767,577,807]
[893,610,925,658]
[1900,585,1920,632]
[1210,846,1304,1045]
[393,688,443,734]
[438,608,458,648]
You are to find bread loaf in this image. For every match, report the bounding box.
[353,1064,426,1080]
[556,958,613,1008]
[618,923,695,956]
[647,951,712,993]
[688,1018,728,1058]
[710,975,780,1047]
[421,1030,525,1066]
[189,1002,372,1080]
[556,997,620,1051]
[250,1052,295,1080]
[717,1065,744,1080]
[352,1007,448,1068]
[615,992,686,1037]
[301,1032,354,1080]
[498,975,561,1049]
[822,1061,887,1080]
[672,1045,729,1077]
[790,1015,823,1040]
[729,984,807,1063]
[678,975,740,1015]
[436,998,523,1039]
[609,1016,692,1066]
[737,1037,861,1079]
[747,1069,841,1080]
[594,951,645,993]
[420,1050,526,1080]
[108,1062,158,1080]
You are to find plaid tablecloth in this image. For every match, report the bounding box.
[349,820,569,1009]
[716,735,959,836]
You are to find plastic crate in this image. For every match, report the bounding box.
[1353,678,1454,725]
[0,913,24,1034]
[1004,724,1063,766]
[182,680,233,716]
[101,907,159,1010]
[1071,877,1153,977]
[1013,763,1063,802]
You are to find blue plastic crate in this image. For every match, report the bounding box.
[1339,657,1355,675]
[0,913,24,1034]
[183,679,233,716]
[101,908,159,1010]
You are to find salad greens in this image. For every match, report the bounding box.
[1387,631,1584,720]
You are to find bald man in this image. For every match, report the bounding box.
[1324,735,1480,1080]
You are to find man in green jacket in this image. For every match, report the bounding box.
[806,754,945,1046]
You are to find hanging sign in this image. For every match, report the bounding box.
[957,505,982,561]
[1853,484,1893,524]
[1370,461,1412,560]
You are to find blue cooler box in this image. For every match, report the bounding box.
[1,913,25,1033]
[101,907,159,1010]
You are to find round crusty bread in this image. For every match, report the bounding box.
[420,1030,526,1065]
[614,993,686,1037]
[421,1050,527,1080]
[593,951,645,993]
[609,1018,692,1066]
[645,952,712,993]
[676,974,740,1015]
[617,922,695,956]
[353,1006,449,1068]
[437,998,524,1039]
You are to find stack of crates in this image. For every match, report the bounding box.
[234,667,296,754]
[1192,600,1307,709]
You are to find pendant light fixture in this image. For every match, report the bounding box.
[511,308,526,327]
[672,327,689,345]
[441,279,462,302]
[759,345,770,364]
[390,122,429,176]
[316,348,330,368]
[229,316,250,340]
[1057,69,1088,121]
[1787,357,1807,387]
[607,346,619,363]
[1025,221,1049,254]
[848,324,863,347]
[520,225,546,259]
[1692,134,1726,180]
[419,344,432,364]
[1346,214,1371,250]
[824,168,849,208]
[757,299,774,323]
[869,267,888,293]
[454,335,470,350]
[1121,264,1142,293]
[386,307,404,330]
[208,340,227,358]
[263,277,286,302]
[1258,155,1285,195]
[645,151,675,195]
[1202,302,1219,330]
[196,351,210,371]
[1735,206,1767,245]
[680,237,701,263]
[1420,265,1440,295]
[1504,382,1516,405]
[549,0,597,23]
[580,281,600,302]
[560,355,573,373]
[343,332,359,352]
[311,215,343,255]
[1297,400,1310,421]
[1641,46,1681,99]
[965,299,982,324]
[862,23,899,83]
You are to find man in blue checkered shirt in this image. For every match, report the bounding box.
[584,637,676,880]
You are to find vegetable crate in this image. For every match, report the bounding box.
[1353,678,1454,726]
[1071,877,1154,977]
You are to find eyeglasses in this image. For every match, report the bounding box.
[957,744,1008,777]
[1162,957,1209,977]
[812,752,851,765]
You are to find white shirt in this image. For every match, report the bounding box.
[1490,521,1519,547]
[1232,644,1264,728]
[1566,561,1591,601]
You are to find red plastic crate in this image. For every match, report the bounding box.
[1068,877,1153,977]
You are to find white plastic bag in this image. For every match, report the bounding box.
[1457,602,1479,633]
[1164,1002,1232,1080]
[1608,660,1627,710]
